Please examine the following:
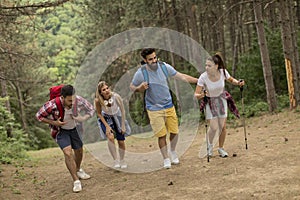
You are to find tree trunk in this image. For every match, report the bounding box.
[185,1,199,42]
[1,78,12,138]
[232,4,243,78]
[288,0,300,99]
[296,0,300,26]
[15,81,28,131]
[278,0,299,109]
[253,0,277,112]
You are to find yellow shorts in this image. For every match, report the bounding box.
[147,106,179,138]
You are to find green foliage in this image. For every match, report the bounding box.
[276,94,290,110]
[235,28,287,102]
[0,98,29,164]
[35,2,86,84]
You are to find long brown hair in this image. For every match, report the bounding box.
[95,81,113,107]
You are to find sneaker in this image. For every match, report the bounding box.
[218,148,228,158]
[77,168,91,180]
[73,180,82,193]
[163,158,171,169]
[170,151,180,165]
[120,160,127,169]
[208,144,213,157]
[114,160,120,168]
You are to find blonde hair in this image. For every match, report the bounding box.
[95,81,113,107]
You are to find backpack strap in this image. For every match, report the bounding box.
[141,65,148,118]
[141,65,149,83]
[55,97,64,121]
[140,62,173,119]
[141,62,168,84]
[158,61,169,79]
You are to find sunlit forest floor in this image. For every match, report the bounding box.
[1,109,300,200]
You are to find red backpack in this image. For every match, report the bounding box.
[49,85,65,121]
[49,85,81,138]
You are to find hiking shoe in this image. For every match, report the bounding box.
[73,180,82,193]
[208,144,213,157]
[77,168,91,180]
[170,151,180,165]
[120,160,127,169]
[163,158,171,169]
[218,148,228,158]
[114,160,120,168]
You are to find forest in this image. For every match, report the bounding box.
[1,0,300,163]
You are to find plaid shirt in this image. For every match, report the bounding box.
[36,95,94,139]
[200,91,240,118]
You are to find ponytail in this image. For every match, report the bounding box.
[212,53,226,78]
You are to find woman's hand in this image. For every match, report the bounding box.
[238,79,245,87]
[106,126,114,140]
[194,90,208,100]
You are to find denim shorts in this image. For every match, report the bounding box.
[56,128,83,150]
[98,117,125,141]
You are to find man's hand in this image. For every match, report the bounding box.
[73,114,89,122]
[53,117,67,127]
[138,82,149,91]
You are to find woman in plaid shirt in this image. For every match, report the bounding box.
[195,54,244,158]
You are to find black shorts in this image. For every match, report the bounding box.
[56,128,83,150]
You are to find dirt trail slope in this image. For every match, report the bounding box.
[1,110,300,200]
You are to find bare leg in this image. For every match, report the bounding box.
[107,138,117,160]
[207,119,219,144]
[62,145,78,181]
[218,118,227,148]
[170,133,178,152]
[118,140,125,160]
[158,135,168,159]
[73,147,83,171]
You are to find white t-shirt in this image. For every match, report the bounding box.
[197,69,231,97]
[61,108,76,130]
[101,93,121,116]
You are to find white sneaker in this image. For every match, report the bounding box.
[120,160,127,169]
[114,160,120,168]
[218,148,228,158]
[163,158,171,169]
[208,144,213,157]
[77,168,91,180]
[73,180,82,193]
[170,151,179,165]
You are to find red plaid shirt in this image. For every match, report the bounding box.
[199,91,240,118]
[36,95,94,139]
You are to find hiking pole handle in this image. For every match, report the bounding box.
[239,79,244,92]
[239,79,244,99]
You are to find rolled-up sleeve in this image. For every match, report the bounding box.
[77,96,95,117]
[36,102,53,121]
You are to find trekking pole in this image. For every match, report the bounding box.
[203,91,209,162]
[240,80,248,150]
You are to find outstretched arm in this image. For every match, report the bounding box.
[174,72,198,84]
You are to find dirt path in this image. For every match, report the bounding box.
[1,109,300,200]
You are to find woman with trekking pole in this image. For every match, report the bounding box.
[194,53,245,158]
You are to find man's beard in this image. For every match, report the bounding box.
[148,62,158,70]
